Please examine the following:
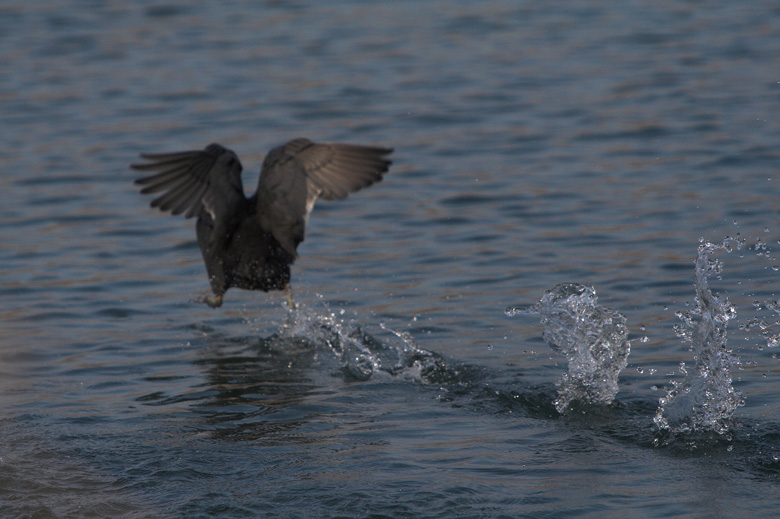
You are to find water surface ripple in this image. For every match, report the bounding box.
[2,1,780,517]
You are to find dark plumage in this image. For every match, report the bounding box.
[132,138,393,308]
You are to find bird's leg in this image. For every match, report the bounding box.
[205,293,223,308]
[284,284,296,310]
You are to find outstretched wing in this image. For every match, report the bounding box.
[254,138,393,257]
[131,143,246,221]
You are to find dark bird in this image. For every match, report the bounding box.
[132,138,393,309]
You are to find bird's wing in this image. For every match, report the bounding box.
[255,138,393,257]
[131,143,246,221]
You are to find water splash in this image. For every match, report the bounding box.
[745,298,780,350]
[507,283,630,413]
[654,238,745,436]
[274,301,455,384]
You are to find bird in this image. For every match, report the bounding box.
[132,138,393,309]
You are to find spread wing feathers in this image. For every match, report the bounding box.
[255,138,393,257]
[132,143,246,220]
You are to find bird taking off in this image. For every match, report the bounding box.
[132,138,393,309]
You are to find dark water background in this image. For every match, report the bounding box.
[2,1,780,517]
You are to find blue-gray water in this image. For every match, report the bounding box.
[2,1,780,517]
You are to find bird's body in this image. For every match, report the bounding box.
[132,138,393,308]
[196,195,293,305]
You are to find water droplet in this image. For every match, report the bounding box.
[505,306,520,317]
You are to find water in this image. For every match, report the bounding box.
[2,1,780,517]
[506,283,630,413]
[655,239,744,437]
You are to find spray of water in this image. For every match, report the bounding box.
[274,300,452,384]
[654,238,745,436]
[507,283,630,413]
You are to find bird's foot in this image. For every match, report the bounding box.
[205,294,223,308]
[284,285,296,311]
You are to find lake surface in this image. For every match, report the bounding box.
[2,1,780,517]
